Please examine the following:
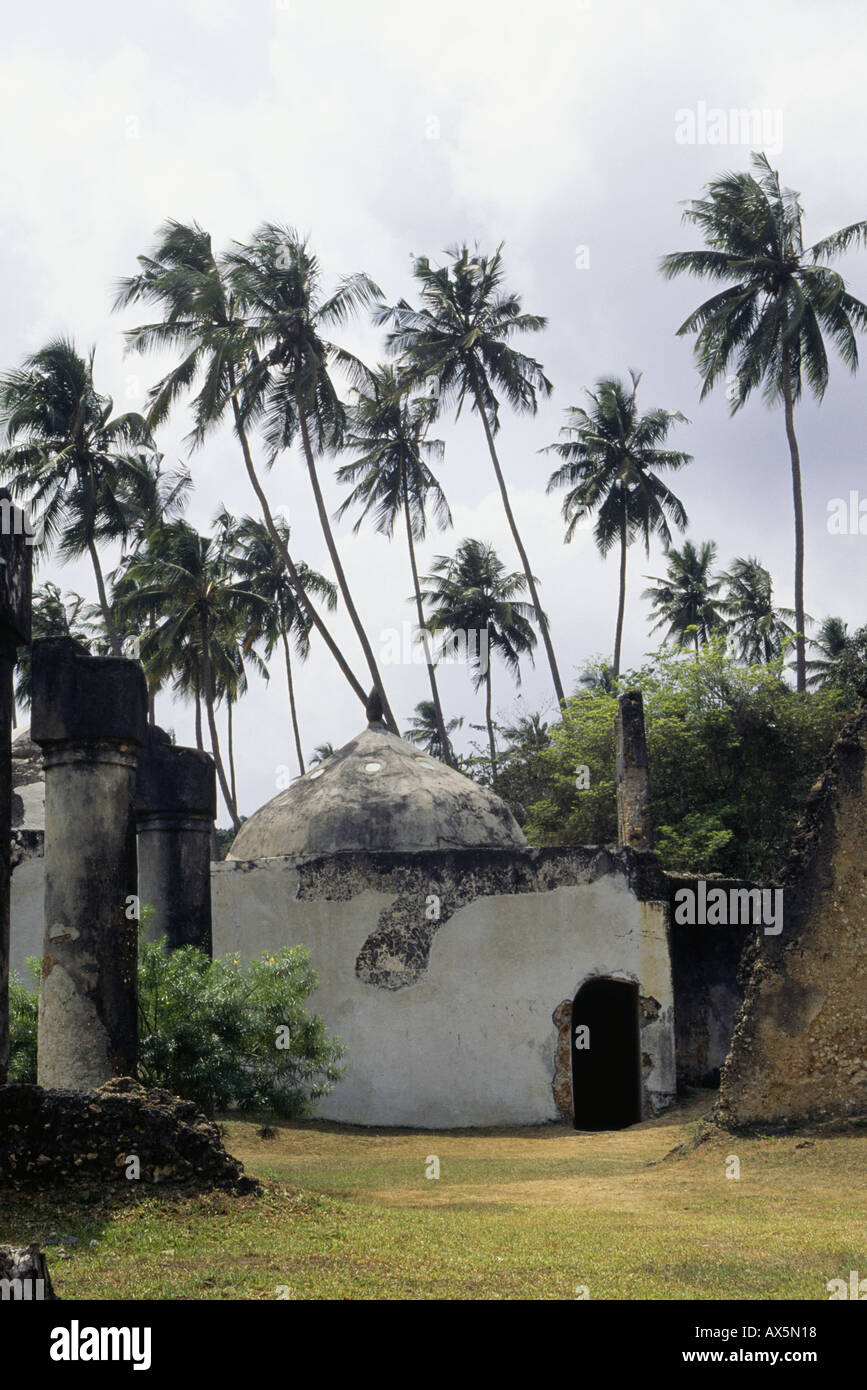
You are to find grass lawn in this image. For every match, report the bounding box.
[1,1092,863,1300]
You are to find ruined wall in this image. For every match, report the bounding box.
[212,845,676,1128]
[666,874,753,1087]
[718,699,867,1128]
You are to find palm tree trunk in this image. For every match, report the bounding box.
[612,508,628,681]
[227,698,238,812]
[281,631,305,775]
[485,664,498,787]
[781,356,807,693]
[199,619,240,832]
[476,397,566,707]
[86,536,122,657]
[403,484,453,765]
[227,380,369,711]
[295,389,399,734]
[194,686,204,752]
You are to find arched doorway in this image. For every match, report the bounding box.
[571,977,641,1131]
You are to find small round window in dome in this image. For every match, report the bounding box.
[419,761,437,769]
[309,768,324,780]
[364,761,382,773]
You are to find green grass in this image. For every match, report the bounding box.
[1,1093,863,1300]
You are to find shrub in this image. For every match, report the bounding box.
[7,935,345,1119]
[137,935,345,1117]
[8,959,40,1083]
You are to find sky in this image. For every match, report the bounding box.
[2,0,866,820]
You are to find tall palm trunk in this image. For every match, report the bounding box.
[194,686,204,752]
[281,630,305,775]
[403,483,453,765]
[781,356,807,693]
[612,504,628,681]
[485,663,498,787]
[295,388,399,734]
[227,375,369,710]
[86,536,122,657]
[476,397,566,707]
[227,698,238,812]
[199,619,240,832]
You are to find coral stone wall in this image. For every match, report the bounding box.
[719,701,867,1128]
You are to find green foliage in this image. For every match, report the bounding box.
[8,959,41,1083]
[525,639,845,879]
[137,936,345,1117]
[7,938,345,1118]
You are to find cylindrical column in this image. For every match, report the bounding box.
[32,638,146,1089]
[0,642,16,1083]
[38,742,140,1088]
[136,730,216,953]
[616,688,654,851]
[0,490,32,1083]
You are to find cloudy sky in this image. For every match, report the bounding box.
[3,0,866,820]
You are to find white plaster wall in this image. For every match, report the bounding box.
[10,854,44,988]
[11,851,677,1126]
[211,857,676,1128]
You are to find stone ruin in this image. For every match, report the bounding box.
[717,693,867,1130]
[0,508,253,1198]
[0,462,864,1180]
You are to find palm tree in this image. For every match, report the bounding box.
[378,243,565,706]
[123,520,263,831]
[336,364,455,762]
[421,539,537,785]
[804,615,851,689]
[114,219,370,713]
[404,700,464,760]
[218,511,337,775]
[111,453,192,722]
[223,225,398,733]
[720,556,796,664]
[660,152,867,692]
[308,742,335,766]
[577,660,617,695]
[14,583,100,714]
[545,371,690,679]
[498,711,550,754]
[0,339,156,655]
[643,540,725,654]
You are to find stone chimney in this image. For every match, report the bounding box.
[616,689,653,851]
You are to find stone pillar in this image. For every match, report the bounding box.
[32,638,146,1089]
[616,688,653,851]
[0,492,31,1083]
[136,726,216,953]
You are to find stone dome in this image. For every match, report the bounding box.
[228,717,527,859]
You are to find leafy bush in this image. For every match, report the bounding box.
[137,935,345,1117]
[525,639,846,880]
[7,936,345,1119]
[8,959,40,1082]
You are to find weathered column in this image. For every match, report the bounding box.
[0,492,32,1083]
[136,726,216,953]
[32,638,146,1088]
[616,688,653,851]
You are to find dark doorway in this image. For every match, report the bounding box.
[571,977,641,1131]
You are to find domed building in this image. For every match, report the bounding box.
[228,711,528,860]
[211,700,680,1129]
